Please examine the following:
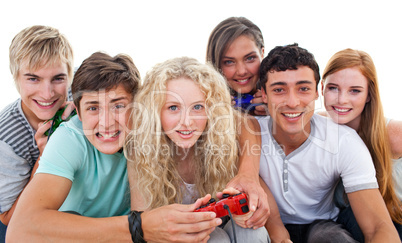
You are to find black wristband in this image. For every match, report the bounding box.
[128,210,146,243]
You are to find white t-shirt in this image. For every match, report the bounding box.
[258,114,378,224]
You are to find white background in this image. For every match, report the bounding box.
[1,0,401,119]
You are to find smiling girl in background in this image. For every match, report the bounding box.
[206,17,267,115]
[321,48,402,241]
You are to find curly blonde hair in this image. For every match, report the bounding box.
[125,57,240,209]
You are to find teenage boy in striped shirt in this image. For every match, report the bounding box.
[0,25,74,242]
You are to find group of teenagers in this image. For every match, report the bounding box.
[0,16,401,243]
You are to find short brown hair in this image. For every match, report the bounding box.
[72,52,141,112]
[259,43,320,90]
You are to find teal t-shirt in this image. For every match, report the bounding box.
[36,116,130,217]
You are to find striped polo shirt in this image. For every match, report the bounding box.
[0,99,39,167]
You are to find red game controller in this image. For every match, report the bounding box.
[194,193,249,218]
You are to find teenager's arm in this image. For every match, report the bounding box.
[0,118,55,225]
[237,115,261,181]
[225,115,269,228]
[1,103,70,226]
[387,119,402,159]
[127,162,221,242]
[348,189,399,242]
[0,139,40,226]
[260,178,292,243]
[7,173,131,242]
[0,155,41,226]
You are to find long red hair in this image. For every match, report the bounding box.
[322,48,402,223]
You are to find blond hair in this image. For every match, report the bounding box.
[9,25,74,90]
[322,48,402,223]
[125,57,239,209]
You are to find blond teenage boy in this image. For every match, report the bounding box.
[0,25,74,241]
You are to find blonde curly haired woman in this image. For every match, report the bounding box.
[125,57,270,242]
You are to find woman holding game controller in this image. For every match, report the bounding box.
[125,57,269,242]
[320,48,402,241]
[206,16,267,116]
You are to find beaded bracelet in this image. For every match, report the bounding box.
[128,210,146,243]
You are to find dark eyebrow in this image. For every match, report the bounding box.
[222,51,257,60]
[270,80,314,87]
[270,81,287,87]
[83,96,129,106]
[244,51,257,57]
[110,97,129,103]
[83,101,99,106]
[296,80,314,85]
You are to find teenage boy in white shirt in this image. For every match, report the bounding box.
[258,43,399,243]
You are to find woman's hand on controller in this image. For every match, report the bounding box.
[141,194,222,243]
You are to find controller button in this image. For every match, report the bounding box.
[239,198,247,204]
[241,205,249,213]
[209,198,216,203]
[222,194,230,198]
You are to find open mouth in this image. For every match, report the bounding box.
[177,130,194,135]
[282,112,303,119]
[96,131,121,139]
[234,77,251,84]
[35,99,58,107]
[333,106,352,113]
